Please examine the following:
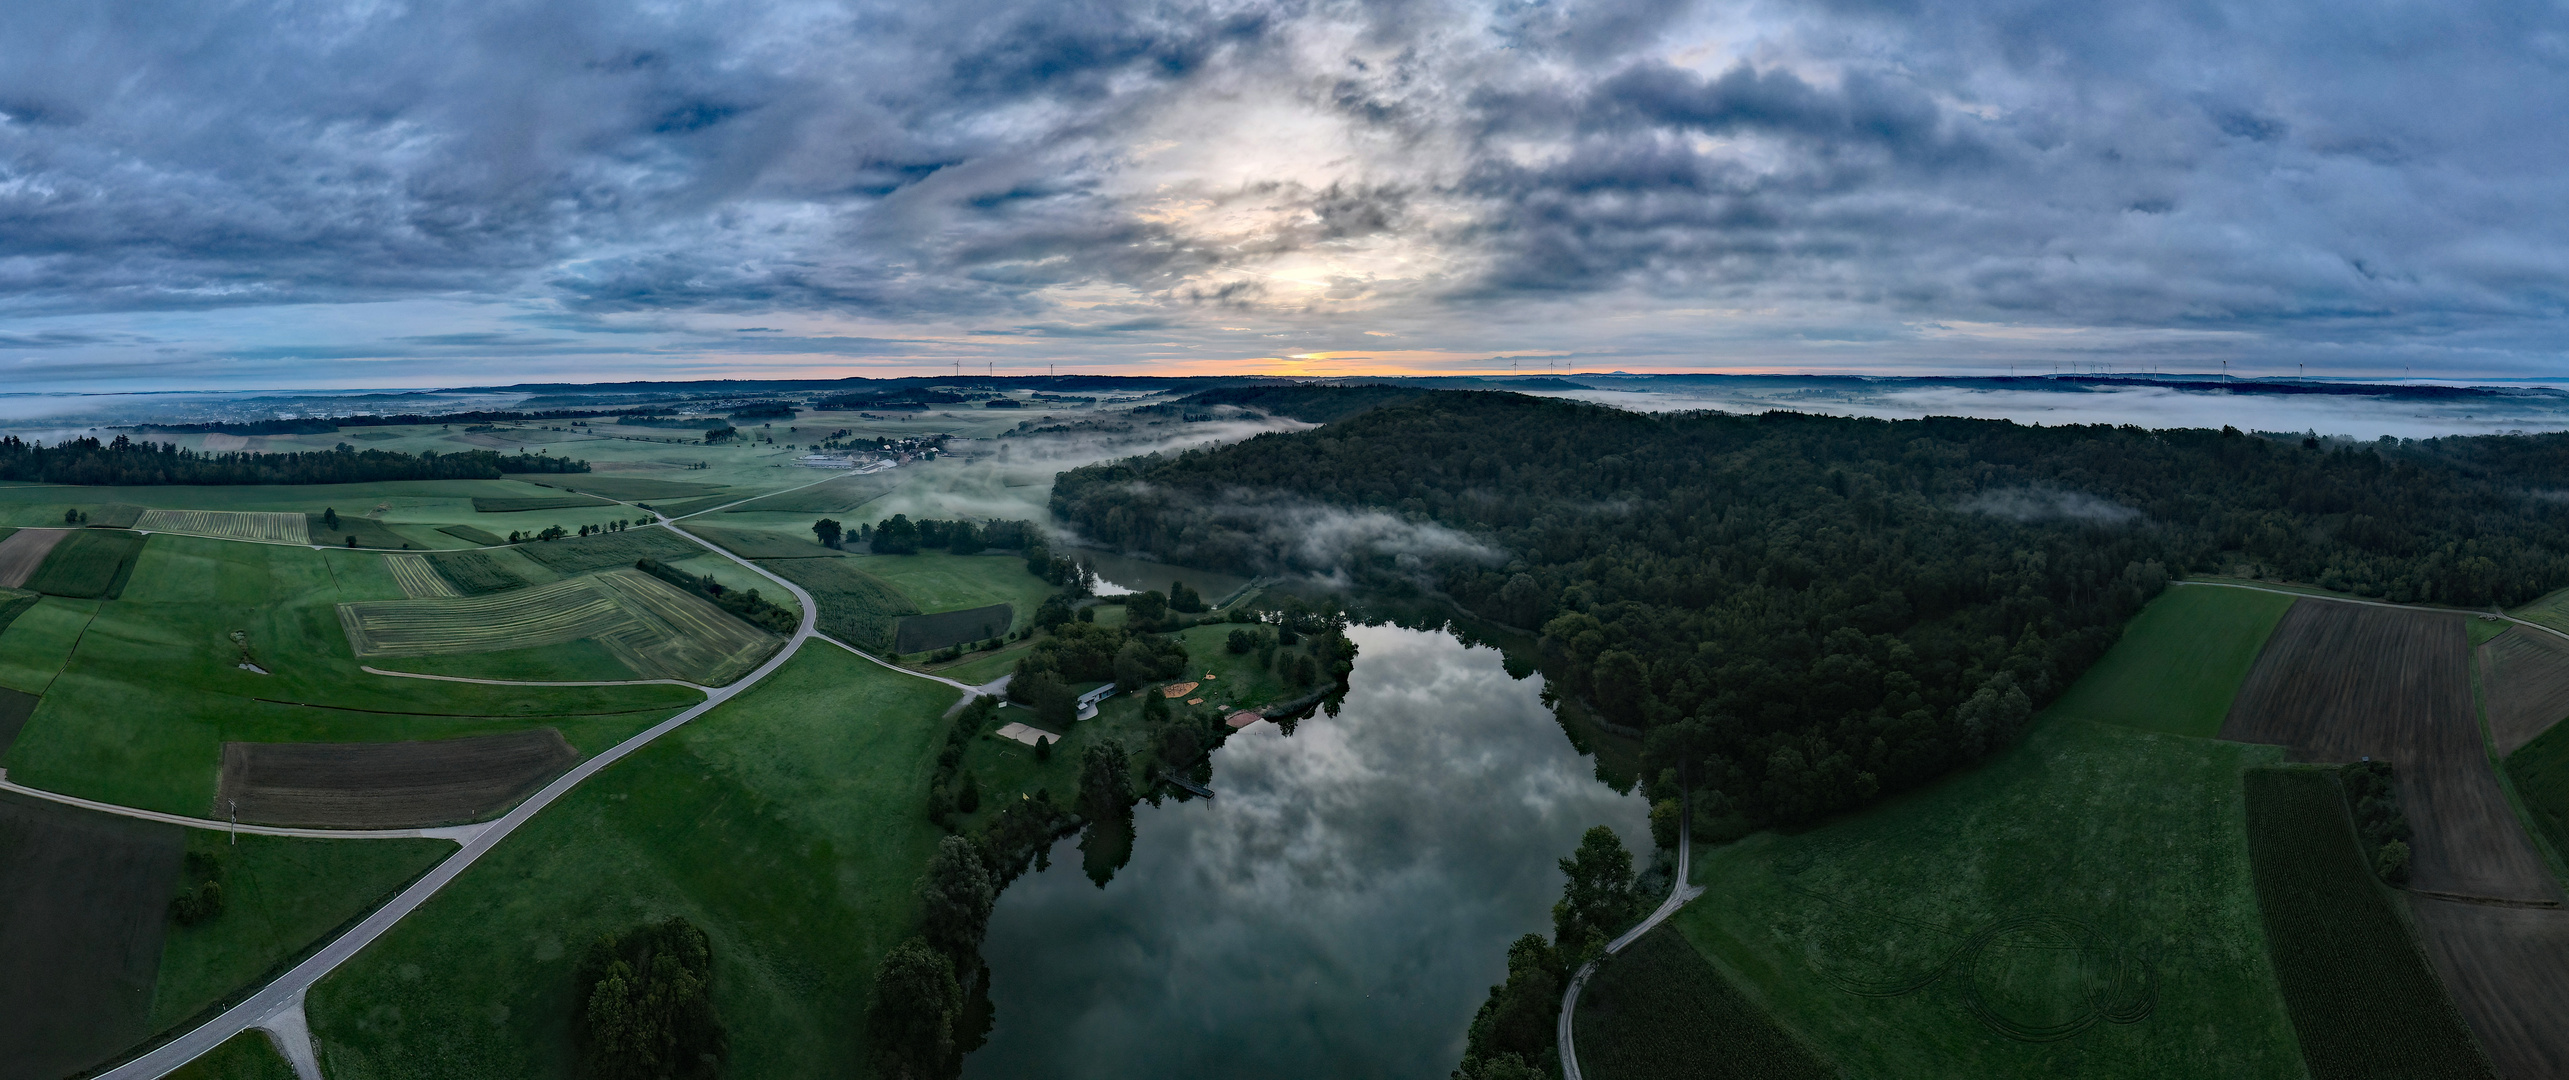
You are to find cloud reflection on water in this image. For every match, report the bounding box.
[966,625,1648,1079]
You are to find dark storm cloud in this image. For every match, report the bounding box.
[2,0,2567,376]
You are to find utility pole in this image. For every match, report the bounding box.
[229,799,238,845]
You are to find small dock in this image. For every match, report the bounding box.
[1159,770,1215,799]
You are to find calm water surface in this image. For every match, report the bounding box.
[964,624,1649,1079]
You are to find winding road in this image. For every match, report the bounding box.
[1559,799,1707,1080]
[79,466,1003,1080]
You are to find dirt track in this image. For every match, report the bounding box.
[2480,627,2569,755]
[2225,598,2569,1079]
[0,528,67,589]
[216,729,580,828]
[0,791,182,1080]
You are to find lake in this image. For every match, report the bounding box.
[964,624,1650,1079]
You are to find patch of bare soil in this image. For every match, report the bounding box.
[216,728,580,828]
[2480,627,2569,755]
[0,528,67,589]
[0,791,182,1080]
[2226,600,2569,1077]
[2413,900,2569,1080]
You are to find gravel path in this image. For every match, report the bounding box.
[1561,801,1706,1080]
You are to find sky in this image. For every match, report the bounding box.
[4,0,2568,391]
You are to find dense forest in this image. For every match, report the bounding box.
[1054,389,2569,829]
[0,435,586,485]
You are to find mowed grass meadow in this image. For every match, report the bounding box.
[149,831,454,1030]
[2043,584,2295,737]
[1669,718,2302,1079]
[1,536,697,816]
[309,645,958,1079]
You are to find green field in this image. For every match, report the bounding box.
[1,536,696,815]
[304,513,416,550]
[2241,768,2492,1080]
[364,638,652,683]
[685,523,842,559]
[1576,925,1833,1080]
[2508,719,2569,866]
[528,475,731,502]
[0,585,37,637]
[2513,587,2569,635]
[756,557,917,651]
[2044,584,2295,737]
[720,473,896,514]
[471,495,614,513]
[511,527,701,574]
[434,524,505,546]
[339,569,779,685]
[0,596,96,694]
[166,1031,295,1080]
[423,550,527,595]
[848,551,1055,630]
[149,831,454,1029]
[309,644,958,1078]
[25,529,149,598]
[1667,718,2302,1079]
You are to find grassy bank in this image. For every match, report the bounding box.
[149,832,454,1029]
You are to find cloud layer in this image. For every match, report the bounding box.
[5,0,2568,387]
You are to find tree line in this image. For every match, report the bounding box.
[0,434,587,485]
[1054,388,2569,831]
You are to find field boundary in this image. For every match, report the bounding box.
[0,772,484,842]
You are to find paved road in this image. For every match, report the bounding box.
[95,470,994,1080]
[1560,804,1708,1080]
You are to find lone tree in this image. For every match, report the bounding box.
[1551,825,1639,966]
[1079,737,1134,823]
[812,518,844,549]
[868,936,963,1080]
[322,507,340,529]
[575,917,726,1080]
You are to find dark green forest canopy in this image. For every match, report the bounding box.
[0,435,586,485]
[1054,390,2569,825]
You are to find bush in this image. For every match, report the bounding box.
[868,937,963,1080]
[170,879,223,927]
[575,917,726,1080]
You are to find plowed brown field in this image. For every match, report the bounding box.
[0,791,181,1080]
[2224,599,2569,1079]
[2480,626,2569,755]
[2414,901,2569,1080]
[0,528,66,589]
[216,728,579,828]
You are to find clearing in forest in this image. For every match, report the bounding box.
[216,729,579,827]
[0,528,67,588]
[2046,585,2294,738]
[134,509,308,544]
[337,569,777,684]
[382,553,458,598]
[2479,626,2569,755]
[2224,599,2569,1078]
